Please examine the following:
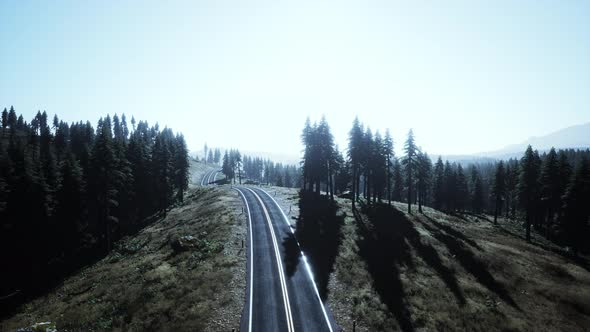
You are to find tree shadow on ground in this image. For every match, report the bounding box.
[450,212,491,224]
[425,214,484,251]
[420,216,520,310]
[497,225,590,273]
[283,191,344,301]
[355,203,466,332]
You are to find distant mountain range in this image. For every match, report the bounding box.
[477,122,590,159]
[437,122,590,164]
[192,123,590,166]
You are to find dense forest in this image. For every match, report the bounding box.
[300,116,590,255]
[219,148,300,188]
[0,106,189,309]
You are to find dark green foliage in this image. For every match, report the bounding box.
[470,165,485,214]
[221,149,243,184]
[417,152,432,213]
[0,107,189,309]
[454,164,469,212]
[392,158,403,202]
[402,129,418,214]
[433,157,445,210]
[1,108,7,129]
[347,117,364,207]
[174,134,190,202]
[301,116,337,199]
[540,148,562,237]
[561,158,590,256]
[384,129,394,205]
[518,145,542,242]
[492,161,506,224]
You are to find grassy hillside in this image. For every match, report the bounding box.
[270,186,590,332]
[1,187,246,331]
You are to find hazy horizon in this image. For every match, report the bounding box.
[2,1,589,156]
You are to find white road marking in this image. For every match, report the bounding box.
[234,188,254,332]
[245,187,295,332]
[257,188,334,332]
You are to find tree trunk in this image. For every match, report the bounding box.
[387,156,391,206]
[545,207,552,239]
[525,211,531,242]
[418,189,423,213]
[493,198,499,224]
[351,167,356,209]
[407,165,412,214]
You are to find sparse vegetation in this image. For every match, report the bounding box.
[0,187,246,331]
[271,186,590,331]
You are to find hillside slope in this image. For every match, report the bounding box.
[269,186,590,332]
[1,187,246,331]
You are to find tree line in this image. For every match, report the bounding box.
[242,155,301,188]
[300,116,590,255]
[0,106,189,301]
[202,143,221,164]
[219,147,301,188]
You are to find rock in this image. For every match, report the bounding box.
[17,321,57,332]
[171,235,198,253]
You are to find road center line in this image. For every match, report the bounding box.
[256,188,334,332]
[234,188,254,332]
[245,187,295,332]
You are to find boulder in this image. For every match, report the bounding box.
[171,235,198,253]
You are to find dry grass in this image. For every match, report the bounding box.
[334,202,590,332]
[1,187,246,332]
[270,187,590,332]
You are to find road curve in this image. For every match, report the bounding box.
[236,186,337,332]
[200,169,220,186]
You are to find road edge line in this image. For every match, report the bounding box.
[235,188,254,332]
[256,188,334,332]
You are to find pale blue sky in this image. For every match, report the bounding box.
[1,1,589,157]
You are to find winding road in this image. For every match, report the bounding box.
[200,169,220,186]
[235,186,337,332]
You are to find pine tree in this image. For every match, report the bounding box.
[55,152,85,255]
[7,106,17,128]
[470,165,485,214]
[416,152,432,213]
[384,129,394,205]
[492,160,506,224]
[443,161,455,212]
[214,148,221,164]
[1,108,7,129]
[347,117,363,208]
[208,150,214,164]
[556,151,572,223]
[433,156,445,210]
[455,164,469,212]
[540,148,561,238]
[392,157,403,202]
[91,117,118,252]
[174,134,189,202]
[505,158,520,218]
[561,157,590,256]
[402,129,418,214]
[222,151,232,180]
[518,145,541,242]
[152,129,174,215]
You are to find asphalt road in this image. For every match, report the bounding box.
[200,169,220,186]
[236,186,337,332]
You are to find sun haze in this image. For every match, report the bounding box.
[1,1,589,156]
